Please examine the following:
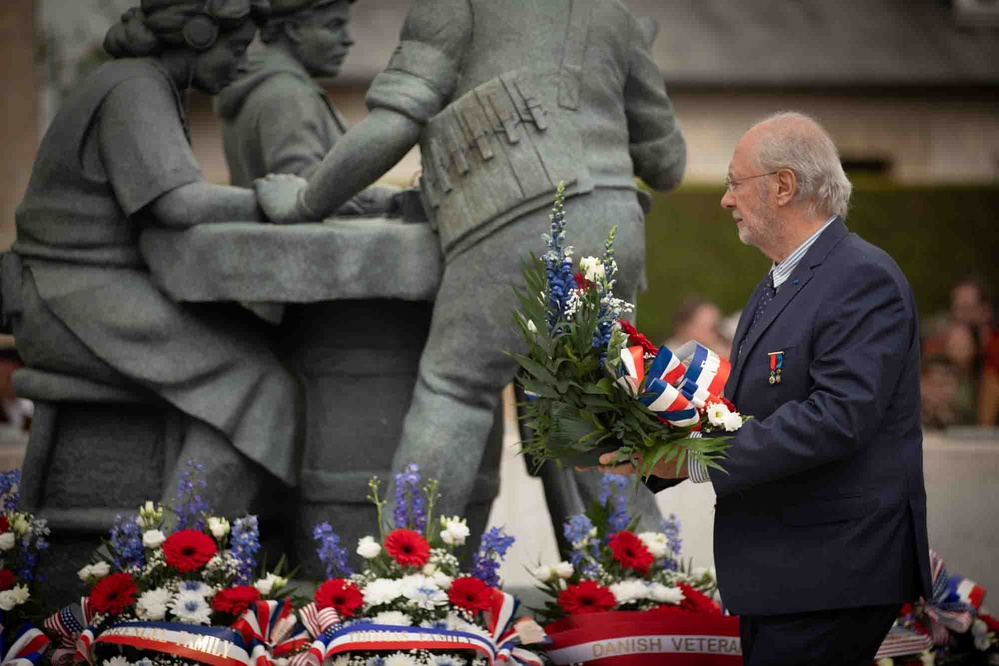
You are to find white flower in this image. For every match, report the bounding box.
[330,657,351,666]
[706,402,731,427]
[439,516,470,546]
[554,561,574,579]
[254,572,288,596]
[207,517,230,539]
[610,579,648,605]
[170,591,212,624]
[579,256,606,282]
[357,536,381,559]
[103,657,131,666]
[136,587,172,621]
[918,651,935,666]
[723,411,744,432]
[648,584,685,605]
[0,533,14,551]
[0,590,17,611]
[531,565,553,582]
[363,578,403,607]
[78,561,111,582]
[11,585,30,606]
[638,532,670,559]
[137,501,163,529]
[526,320,538,334]
[431,571,453,590]
[973,618,990,651]
[142,530,166,549]
[177,580,213,598]
[400,575,449,609]
[11,515,29,537]
[385,654,418,666]
[875,659,895,666]
[372,611,414,626]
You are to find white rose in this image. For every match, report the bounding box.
[723,411,744,432]
[706,402,731,427]
[531,565,553,582]
[142,530,166,549]
[78,561,111,582]
[579,256,606,282]
[254,572,288,596]
[0,532,15,551]
[638,532,670,559]
[0,590,16,611]
[648,584,685,605]
[554,561,574,579]
[357,535,381,559]
[609,579,648,605]
[207,517,230,539]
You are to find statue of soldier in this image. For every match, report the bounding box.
[217,0,404,216]
[256,0,686,532]
[6,0,300,515]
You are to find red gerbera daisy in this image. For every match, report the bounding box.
[448,576,494,613]
[0,516,9,534]
[162,530,218,572]
[384,529,431,568]
[616,319,659,355]
[0,569,15,591]
[211,586,261,616]
[608,530,654,574]
[315,579,363,618]
[89,572,138,615]
[558,581,617,615]
[677,583,721,615]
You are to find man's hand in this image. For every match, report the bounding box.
[254,173,311,224]
[597,451,689,480]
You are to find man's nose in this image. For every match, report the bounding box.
[720,188,735,209]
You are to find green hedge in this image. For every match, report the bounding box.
[637,186,999,343]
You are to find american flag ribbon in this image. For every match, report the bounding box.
[1,621,51,666]
[43,598,94,666]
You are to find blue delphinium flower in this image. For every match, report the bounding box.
[0,469,20,512]
[543,183,575,332]
[661,513,682,557]
[563,514,599,568]
[592,226,624,351]
[471,526,515,587]
[174,460,209,531]
[313,521,352,579]
[230,515,260,584]
[110,513,145,571]
[393,464,426,533]
[598,473,630,533]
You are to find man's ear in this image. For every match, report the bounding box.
[283,19,304,44]
[774,168,797,207]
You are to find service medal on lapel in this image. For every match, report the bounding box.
[768,350,784,385]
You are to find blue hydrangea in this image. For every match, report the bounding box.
[393,464,426,533]
[599,473,630,533]
[174,460,209,531]
[313,521,352,579]
[230,515,260,584]
[471,527,515,587]
[110,514,145,571]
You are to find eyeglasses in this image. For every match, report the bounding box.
[725,171,780,192]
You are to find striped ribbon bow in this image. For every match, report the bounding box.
[293,603,342,666]
[923,549,986,644]
[618,341,730,428]
[483,589,547,665]
[1,618,51,666]
[43,598,95,666]
[232,600,321,666]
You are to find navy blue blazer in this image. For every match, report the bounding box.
[655,218,932,616]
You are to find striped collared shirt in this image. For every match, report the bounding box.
[687,215,837,485]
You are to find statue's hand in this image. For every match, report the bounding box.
[390,188,429,223]
[254,173,311,224]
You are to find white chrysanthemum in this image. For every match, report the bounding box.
[254,572,288,596]
[176,580,213,598]
[706,402,731,427]
[553,561,574,579]
[363,578,403,606]
[0,590,16,612]
[356,536,381,559]
[10,585,29,605]
[384,654,418,666]
[638,532,670,559]
[692,566,715,583]
[431,571,453,590]
[330,657,351,666]
[579,256,606,282]
[610,579,648,605]
[78,561,112,582]
[136,587,172,621]
[142,529,166,549]
[372,610,414,627]
[103,657,131,666]
[170,592,213,624]
[0,533,14,551]
[722,411,743,432]
[648,583,685,605]
[401,575,449,609]
[439,516,470,546]
[207,517,230,539]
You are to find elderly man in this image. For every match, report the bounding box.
[603,112,931,665]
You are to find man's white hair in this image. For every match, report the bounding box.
[753,111,852,218]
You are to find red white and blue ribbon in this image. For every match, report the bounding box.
[232,600,315,666]
[0,620,51,666]
[295,602,342,666]
[320,591,544,665]
[44,598,95,666]
[618,341,731,428]
[79,621,252,666]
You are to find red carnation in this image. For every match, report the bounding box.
[315,579,363,618]
[0,516,9,534]
[89,572,138,615]
[0,569,15,591]
[211,586,261,616]
[608,530,654,575]
[616,319,658,356]
[720,397,737,413]
[384,529,431,568]
[162,530,218,572]
[448,576,494,613]
[558,581,617,615]
[677,583,721,615]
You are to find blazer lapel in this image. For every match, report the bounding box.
[727,218,849,398]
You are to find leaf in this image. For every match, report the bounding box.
[511,353,558,385]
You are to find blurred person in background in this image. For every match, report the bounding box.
[666,295,731,359]
[921,355,961,430]
[980,328,999,426]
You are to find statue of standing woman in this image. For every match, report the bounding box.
[8,0,303,515]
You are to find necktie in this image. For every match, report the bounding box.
[738,273,776,359]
